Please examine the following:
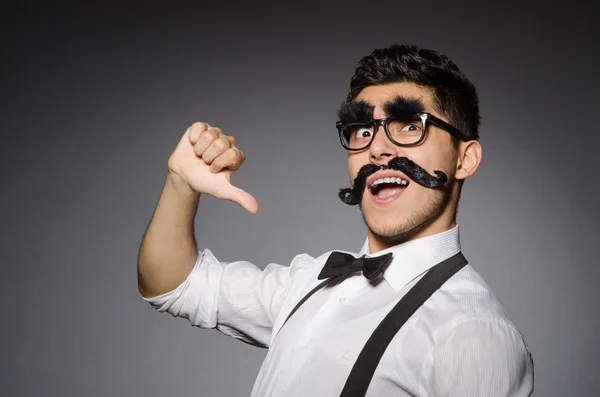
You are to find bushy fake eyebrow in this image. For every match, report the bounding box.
[337,100,374,124]
[383,96,425,119]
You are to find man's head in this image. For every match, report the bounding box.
[337,44,483,252]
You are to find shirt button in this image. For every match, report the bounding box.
[338,296,346,303]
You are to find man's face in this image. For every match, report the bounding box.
[347,82,459,248]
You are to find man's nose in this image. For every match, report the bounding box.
[369,124,399,162]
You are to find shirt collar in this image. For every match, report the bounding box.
[357,225,461,292]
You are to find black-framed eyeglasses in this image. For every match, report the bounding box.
[336,113,465,151]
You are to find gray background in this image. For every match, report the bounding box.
[2,1,599,396]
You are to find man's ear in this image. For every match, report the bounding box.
[455,140,482,181]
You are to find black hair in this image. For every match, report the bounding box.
[347,44,480,143]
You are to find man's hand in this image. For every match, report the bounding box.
[167,122,259,214]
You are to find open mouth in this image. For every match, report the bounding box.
[368,176,409,202]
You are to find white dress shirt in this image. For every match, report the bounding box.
[144,226,534,396]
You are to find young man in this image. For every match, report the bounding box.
[137,44,534,396]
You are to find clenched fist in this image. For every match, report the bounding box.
[167,122,259,214]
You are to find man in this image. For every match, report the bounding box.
[137,44,534,396]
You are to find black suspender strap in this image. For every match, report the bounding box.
[275,252,468,396]
[339,251,468,397]
[279,276,339,332]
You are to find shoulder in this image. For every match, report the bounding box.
[422,315,534,396]
[418,264,519,335]
[417,265,534,396]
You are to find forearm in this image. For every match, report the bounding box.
[137,172,201,298]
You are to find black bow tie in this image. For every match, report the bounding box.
[317,251,393,281]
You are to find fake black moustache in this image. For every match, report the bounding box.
[338,157,448,206]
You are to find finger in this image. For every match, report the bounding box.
[217,184,259,214]
[209,148,244,173]
[187,122,210,145]
[202,136,232,164]
[193,127,223,158]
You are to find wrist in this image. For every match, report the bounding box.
[166,171,200,200]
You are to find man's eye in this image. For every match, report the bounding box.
[355,127,373,138]
[402,123,420,132]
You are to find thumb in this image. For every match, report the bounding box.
[218,184,259,214]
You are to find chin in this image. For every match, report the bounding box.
[364,212,431,246]
[360,190,450,246]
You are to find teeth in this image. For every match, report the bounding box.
[371,177,408,187]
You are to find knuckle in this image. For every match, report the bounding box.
[225,147,238,159]
[191,121,208,131]
[201,151,213,162]
[200,129,217,142]
[193,143,205,156]
[213,156,226,168]
[223,150,239,170]
[214,149,238,170]
[213,137,229,150]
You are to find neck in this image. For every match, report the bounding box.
[368,219,457,254]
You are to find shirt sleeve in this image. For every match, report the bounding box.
[143,248,294,348]
[426,318,534,397]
